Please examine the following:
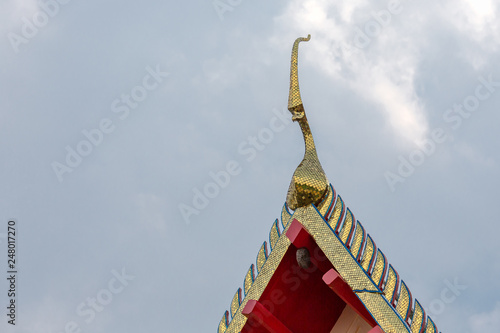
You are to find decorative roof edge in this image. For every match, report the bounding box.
[218,183,440,333]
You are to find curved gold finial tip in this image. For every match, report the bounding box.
[295,34,311,42]
[288,34,311,117]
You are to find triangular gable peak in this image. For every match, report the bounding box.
[218,188,439,333]
[218,35,440,333]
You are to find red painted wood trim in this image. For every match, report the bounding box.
[284,219,332,273]
[322,269,378,327]
[285,219,313,248]
[242,300,293,333]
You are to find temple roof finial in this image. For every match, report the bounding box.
[285,34,329,211]
[288,34,311,118]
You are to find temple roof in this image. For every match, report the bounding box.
[218,36,440,333]
[218,187,439,332]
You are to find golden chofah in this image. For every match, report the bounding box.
[285,34,329,210]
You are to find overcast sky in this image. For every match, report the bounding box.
[1,0,499,332]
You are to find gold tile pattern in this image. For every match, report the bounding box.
[230,288,242,319]
[218,311,229,333]
[287,35,310,113]
[339,208,355,246]
[328,194,345,232]
[296,206,412,332]
[361,235,376,273]
[396,281,412,322]
[350,221,366,261]
[220,199,439,333]
[285,35,329,211]
[243,264,255,296]
[411,300,425,333]
[371,249,387,289]
[256,242,268,273]
[281,203,292,229]
[318,184,335,218]
[384,265,399,305]
[425,317,437,333]
[269,219,281,250]
[224,215,292,333]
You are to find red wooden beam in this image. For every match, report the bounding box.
[322,269,378,327]
[242,300,293,333]
[285,219,313,248]
[285,219,333,273]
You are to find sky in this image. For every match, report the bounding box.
[0,0,499,332]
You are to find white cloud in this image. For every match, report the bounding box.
[271,0,428,146]
[441,0,500,69]
[469,302,500,332]
[458,0,496,30]
[271,0,500,148]
[0,0,39,29]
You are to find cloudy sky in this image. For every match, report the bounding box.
[1,0,499,332]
